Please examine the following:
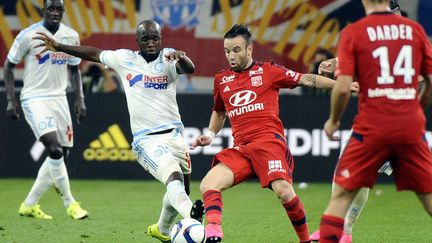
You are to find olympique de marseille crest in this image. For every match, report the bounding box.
[150,0,204,30]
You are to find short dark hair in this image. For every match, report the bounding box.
[224,24,253,45]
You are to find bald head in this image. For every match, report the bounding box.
[136,20,161,37]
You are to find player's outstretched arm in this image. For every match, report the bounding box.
[299,73,359,92]
[33,32,102,63]
[3,59,20,121]
[191,110,226,149]
[165,50,195,74]
[419,74,432,110]
[324,75,353,141]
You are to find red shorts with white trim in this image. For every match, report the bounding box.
[212,136,294,188]
[334,133,432,193]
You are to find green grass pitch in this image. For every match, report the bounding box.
[0,179,431,242]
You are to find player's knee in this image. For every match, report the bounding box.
[199,178,220,193]
[271,180,296,203]
[47,146,63,159]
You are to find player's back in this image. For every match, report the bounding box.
[340,13,430,143]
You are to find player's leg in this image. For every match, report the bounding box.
[19,157,54,219]
[320,136,386,242]
[393,141,432,217]
[310,184,369,242]
[416,193,432,216]
[271,179,310,243]
[340,187,369,242]
[19,100,59,219]
[200,162,235,243]
[320,184,359,243]
[49,98,88,219]
[134,131,200,240]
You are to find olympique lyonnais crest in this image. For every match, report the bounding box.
[150,0,204,30]
[251,76,263,87]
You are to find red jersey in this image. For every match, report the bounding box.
[337,12,432,143]
[212,61,302,145]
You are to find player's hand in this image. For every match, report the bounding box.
[165,51,186,62]
[350,81,360,92]
[191,135,213,149]
[32,32,60,55]
[74,99,87,124]
[318,59,336,78]
[324,119,340,141]
[6,100,20,121]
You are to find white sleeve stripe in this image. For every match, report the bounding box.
[99,51,106,64]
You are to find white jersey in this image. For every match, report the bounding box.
[7,22,81,100]
[100,48,183,137]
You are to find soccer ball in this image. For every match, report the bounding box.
[170,218,206,243]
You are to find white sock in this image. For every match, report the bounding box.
[166,180,193,219]
[344,187,369,234]
[47,157,75,207]
[24,158,54,206]
[157,193,179,236]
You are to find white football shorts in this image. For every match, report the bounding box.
[132,129,191,184]
[21,96,73,147]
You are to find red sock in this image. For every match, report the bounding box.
[283,196,310,242]
[319,214,344,243]
[203,190,223,225]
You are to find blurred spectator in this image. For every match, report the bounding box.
[81,62,122,93]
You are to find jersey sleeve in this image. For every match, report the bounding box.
[163,48,179,82]
[67,32,81,66]
[99,49,125,72]
[418,26,432,75]
[212,76,225,112]
[335,27,356,77]
[271,63,302,89]
[7,30,30,64]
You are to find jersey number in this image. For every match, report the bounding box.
[372,45,415,84]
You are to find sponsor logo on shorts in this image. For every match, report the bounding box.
[268,160,286,175]
[83,124,136,162]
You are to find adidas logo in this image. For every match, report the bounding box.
[223,85,230,92]
[83,124,136,161]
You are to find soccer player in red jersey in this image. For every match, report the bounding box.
[320,0,432,242]
[191,24,359,243]
[310,2,408,242]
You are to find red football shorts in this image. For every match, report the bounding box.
[212,137,294,187]
[334,134,432,193]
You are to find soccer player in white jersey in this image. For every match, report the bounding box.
[33,19,204,242]
[3,0,88,220]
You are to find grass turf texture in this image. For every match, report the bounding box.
[0,179,430,242]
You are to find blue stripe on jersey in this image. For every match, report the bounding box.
[133,121,184,137]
